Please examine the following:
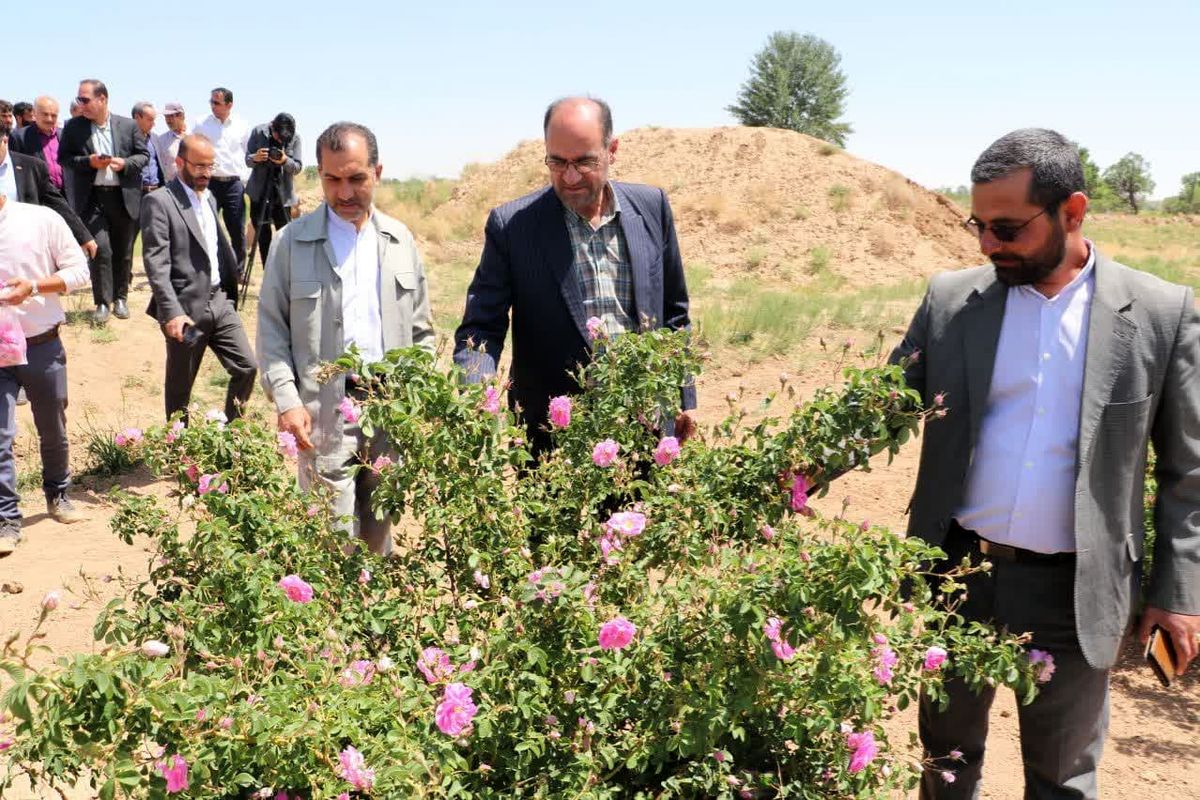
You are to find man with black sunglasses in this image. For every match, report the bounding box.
[891,128,1199,799]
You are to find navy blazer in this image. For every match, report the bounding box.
[453,182,694,434]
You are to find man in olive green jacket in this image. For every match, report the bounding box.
[257,122,434,555]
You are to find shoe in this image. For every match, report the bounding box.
[0,518,22,556]
[93,304,110,325]
[113,299,129,319]
[15,387,27,406]
[47,492,85,524]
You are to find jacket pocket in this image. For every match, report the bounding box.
[290,281,321,300]
[395,271,416,291]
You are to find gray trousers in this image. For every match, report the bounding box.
[920,527,1110,800]
[163,289,257,423]
[298,420,394,556]
[0,336,71,519]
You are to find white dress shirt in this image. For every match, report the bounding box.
[180,182,219,280]
[956,244,1097,553]
[192,114,250,181]
[156,131,184,183]
[0,153,16,202]
[0,201,91,336]
[326,207,383,364]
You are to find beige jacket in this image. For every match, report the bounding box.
[256,204,435,465]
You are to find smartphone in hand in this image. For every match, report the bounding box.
[1145,625,1178,688]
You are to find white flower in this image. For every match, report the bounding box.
[41,590,61,611]
[140,640,170,658]
[376,655,395,672]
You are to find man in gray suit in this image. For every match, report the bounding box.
[892,128,1199,799]
[141,134,256,423]
[257,122,435,555]
[245,112,302,269]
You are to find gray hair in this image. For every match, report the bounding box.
[315,121,379,168]
[543,96,613,145]
[131,101,155,119]
[971,128,1085,209]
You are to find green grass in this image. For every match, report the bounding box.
[745,246,768,269]
[827,184,852,213]
[808,245,832,275]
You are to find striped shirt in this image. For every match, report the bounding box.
[90,118,119,187]
[563,184,635,337]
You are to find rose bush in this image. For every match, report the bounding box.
[1,329,1042,798]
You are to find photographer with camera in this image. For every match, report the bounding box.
[245,113,301,271]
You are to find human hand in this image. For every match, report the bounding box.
[1139,606,1200,674]
[0,278,34,305]
[278,406,314,451]
[82,240,99,259]
[252,148,269,163]
[674,411,696,443]
[164,315,196,342]
[108,156,126,172]
[88,153,112,170]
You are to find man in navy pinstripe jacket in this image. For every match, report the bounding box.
[453,97,695,454]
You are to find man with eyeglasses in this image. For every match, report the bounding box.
[59,79,149,325]
[141,133,255,423]
[453,96,694,455]
[156,103,187,183]
[193,88,251,273]
[890,128,1199,799]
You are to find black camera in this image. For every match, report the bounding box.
[268,146,283,161]
[268,112,296,163]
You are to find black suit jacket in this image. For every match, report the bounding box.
[11,151,92,246]
[12,125,50,159]
[140,178,239,324]
[453,182,694,433]
[58,114,149,220]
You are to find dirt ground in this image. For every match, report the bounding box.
[0,273,1195,798]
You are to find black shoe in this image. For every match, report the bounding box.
[0,518,23,556]
[113,299,129,319]
[93,304,110,325]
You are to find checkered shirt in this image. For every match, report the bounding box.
[563,185,636,337]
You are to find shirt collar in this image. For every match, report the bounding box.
[92,115,111,131]
[180,181,208,209]
[326,205,375,238]
[1016,240,1097,303]
[564,182,621,229]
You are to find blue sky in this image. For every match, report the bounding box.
[8,0,1195,199]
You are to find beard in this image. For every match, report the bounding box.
[991,222,1066,287]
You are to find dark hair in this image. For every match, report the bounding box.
[543,96,613,145]
[315,122,378,168]
[971,128,1085,208]
[178,132,212,161]
[80,80,109,99]
[0,100,11,114]
[131,101,155,118]
[212,87,233,104]
[270,112,296,141]
[13,101,32,118]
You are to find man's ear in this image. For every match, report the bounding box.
[1063,191,1089,232]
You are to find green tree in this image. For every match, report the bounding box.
[1073,143,1119,211]
[1103,152,1155,214]
[728,32,853,146]
[1163,171,1200,214]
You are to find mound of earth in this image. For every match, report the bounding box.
[429,126,981,286]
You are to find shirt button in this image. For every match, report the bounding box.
[1037,407,1046,415]
[1024,460,1034,469]
[1042,352,1052,361]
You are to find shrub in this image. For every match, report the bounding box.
[828,184,852,213]
[1,332,1041,798]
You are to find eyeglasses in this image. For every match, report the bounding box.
[184,160,216,174]
[963,208,1049,242]
[544,155,603,175]
[75,96,94,105]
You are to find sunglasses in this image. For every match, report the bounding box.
[963,207,1049,243]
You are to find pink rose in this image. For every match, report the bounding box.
[277,574,314,604]
[598,615,637,650]
[653,436,681,466]
[1028,649,1056,683]
[156,754,189,793]
[276,431,298,458]
[872,645,899,685]
[923,645,948,671]
[790,473,811,513]
[606,511,647,538]
[417,647,454,683]
[338,396,360,425]
[435,682,478,736]
[846,730,878,774]
[473,570,490,589]
[41,590,61,611]
[197,473,228,495]
[165,420,185,444]
[760,524,775,541]
[339,659,376,687]
[371,455,393,472]
[358,569,371,585]
[591,439,619,467]
[548,395,572,428]
[481,385,502,415]
[337,746,375,791]
[114,427,143,447]
[585,316,604,340]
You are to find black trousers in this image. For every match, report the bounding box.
[248,197,291,267]
[208,177,246,270]
[163,290,257,423]
[84,187,137,306]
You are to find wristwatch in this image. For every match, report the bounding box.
[29,282,40,298]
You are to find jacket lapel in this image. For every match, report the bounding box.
[1076,253,1137,461]
[167,179,208,254]
[542,192,589,342]
[615,184,654,326]
[961,275,1008,446]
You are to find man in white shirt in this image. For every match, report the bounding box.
[257,122,435,555]
[192,88,250,271]
[891,128,1200,799]
[140,134,256,423]
[156,103,186,183]
[0,196,91,556]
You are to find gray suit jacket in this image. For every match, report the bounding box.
[891,252,1200,669]
[244,124,301,207]
[256,205,436,471]
[140,178,240,324]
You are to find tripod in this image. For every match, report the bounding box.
[238,161,282,310]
